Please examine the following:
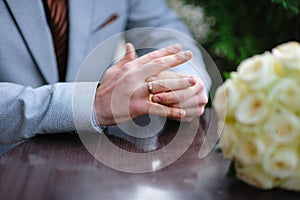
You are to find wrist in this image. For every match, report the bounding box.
[92,109,107,133]
[92,83,107,133]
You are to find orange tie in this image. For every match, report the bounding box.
[43,0,68,82]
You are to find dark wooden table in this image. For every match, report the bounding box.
[0,110,299,200]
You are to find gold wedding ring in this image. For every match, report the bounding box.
[147,82,153,93]
[148,93,154,102]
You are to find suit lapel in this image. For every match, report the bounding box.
[5,0,58,83]
[66,0,94,81]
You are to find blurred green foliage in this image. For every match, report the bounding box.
[183,0,300,73]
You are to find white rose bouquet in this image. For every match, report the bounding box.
[213,41,300,190]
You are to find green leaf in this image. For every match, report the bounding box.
[271,0,299,13]
[226,161,236,177]
[223,71,231,80]
[214,142,222,153]
[179,0,300,74]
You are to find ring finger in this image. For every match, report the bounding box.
[170,92,208,109]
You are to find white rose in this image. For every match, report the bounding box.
[269,78,300,111]
[215,41,300,191]
[235,93,269,125]
[272,41,300,69]
[281,177,300,191]
[213,79,241,119]
[264,108,300,143]
[263,146,298,178]
[237,52,278,88]
[219,123,237,159]
[235,136,265,164]
[236,165,275,189]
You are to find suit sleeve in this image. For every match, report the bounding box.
[125,0,212,92]
[0,82,99,144]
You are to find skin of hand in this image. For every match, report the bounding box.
[94,43,196,126]
[146,70,208,122]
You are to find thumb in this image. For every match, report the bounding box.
[125,43,136,61]
[118,43,136,65]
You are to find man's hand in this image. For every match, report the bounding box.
[147,71,208,122]
[94,43,195,126]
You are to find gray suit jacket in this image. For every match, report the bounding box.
[0,0,211,145]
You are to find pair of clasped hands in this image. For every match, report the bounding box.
[94,43,208,126]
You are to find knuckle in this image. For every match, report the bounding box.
[164,95,175,103]
[165,47,176,54]
[174,54,185,62]
[197,106,205,116]
[203,95,209,104]
[160,92,183,104]
[169,108,178,117]
[198,94,208,105]
[122,63,132,72]
[165,48,173,54]
[167,93,179,103]
[171,103,180,108]
[181,79,190,87]
[148,51,158,59]
[159,83,170,92]
[177,94,185,102]
[196,81,205,91]
[153,59,165,67]
[129,73,139,83]
[156,106,169,116]
[123,72,136,84]
[155,84,164,92]
[191,85,198,95]
[199,82,205,90]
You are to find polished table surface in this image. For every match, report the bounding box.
[0,110,299,200]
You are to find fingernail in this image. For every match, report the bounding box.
[184,50,193,58]
[153,96,161,103]
[172,44,181,51]
[126,43,132,51]
[179,109,186,117]
[188,77,196,85]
